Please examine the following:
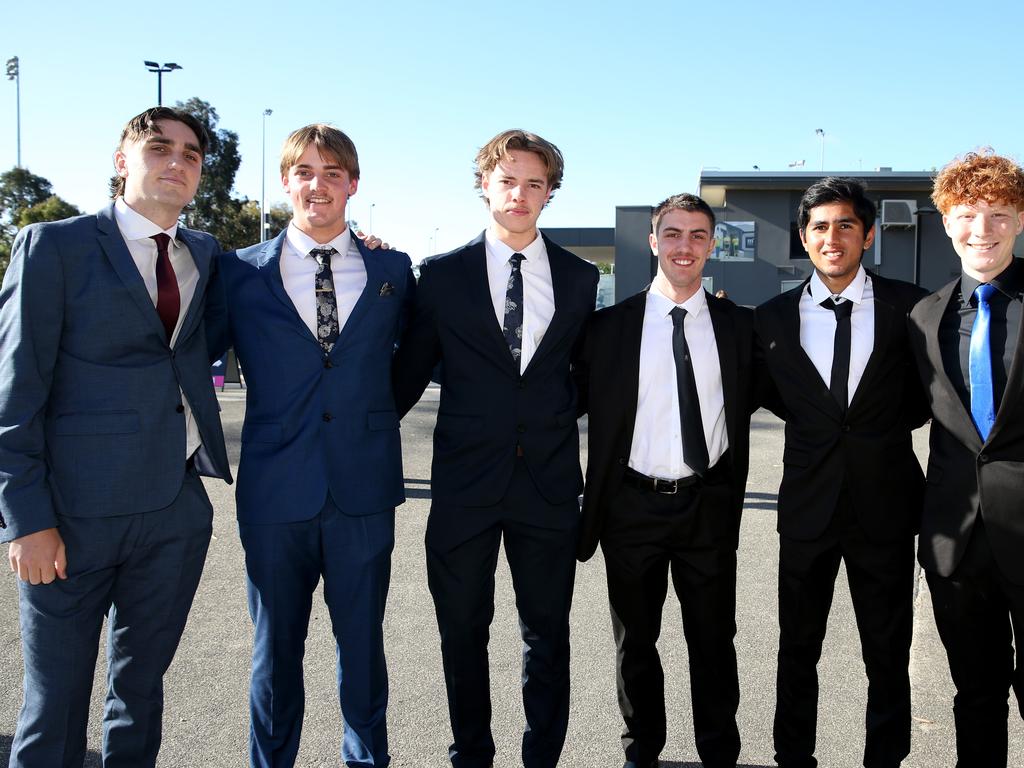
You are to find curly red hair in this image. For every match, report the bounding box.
[932,149,1024,214]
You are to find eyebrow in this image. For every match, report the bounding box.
[810,216,857,226]
[500,173,546,184]
[662,225,710,236]
[294,162,344,171]
[145,135,203,156]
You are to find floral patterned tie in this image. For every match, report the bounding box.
[502,252,525,371]
[310,247,340,354]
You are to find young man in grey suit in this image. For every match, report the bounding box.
[0,107,231,768]
[909,150,1024,767]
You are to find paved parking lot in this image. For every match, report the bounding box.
[0,390,1020,766]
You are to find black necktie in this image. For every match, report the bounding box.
[502,252,525,370]
[310,247,340,354]
[822,297,853,413]
[670,307,709,477]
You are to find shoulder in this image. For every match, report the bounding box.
[178,225,218,253]
[869,271,928,307]
[544,237,599,278]
[756,283,802,317]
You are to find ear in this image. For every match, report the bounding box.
[942,214,953,236]
[348,177,358,197]
[648,231,658,255]
[862,224,876,251]
[1015,210,1024,236]
[113,149,129,179]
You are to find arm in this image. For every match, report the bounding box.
[573,267,600,417]
[0,224,68,582]
[392,261,441,417]
[204,251,232,363]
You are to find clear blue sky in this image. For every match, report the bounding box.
[3,0,1023,262]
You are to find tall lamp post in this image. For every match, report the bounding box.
[815,128,825,172]
[261,108,273,241]
[143,61,182,106]
[6,56,19,167]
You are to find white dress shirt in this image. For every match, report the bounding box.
[798,266,875,404]
[113,197,201,459]
[628,284,728,480]
[280,224,367,338]
[484,229,555,372]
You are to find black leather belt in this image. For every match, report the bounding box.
[623,467,698,495]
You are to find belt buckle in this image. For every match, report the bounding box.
[656,477,678,495]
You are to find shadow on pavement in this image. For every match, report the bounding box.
[743,491,778,511]
[0,733,102,766]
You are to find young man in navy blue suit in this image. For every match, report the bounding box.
[0,107,231,768]
[206,124,414,768]
[394,130,599,768]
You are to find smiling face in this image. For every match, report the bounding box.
[943,199,1024,282]
[650,208,715,303]
[480,149,552,251]
[113,118,202,229]
[283,144,358,243]
[800,201,874,294]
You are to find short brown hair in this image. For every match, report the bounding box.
[109,107,209,199]
[473,129,564,203]
[932,148,1024,214]
[651,193,716,234]
[279,124,360,180]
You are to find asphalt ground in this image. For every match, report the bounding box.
[1,388,1021,767]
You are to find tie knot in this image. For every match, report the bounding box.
[310,246,337,267]
[510,252,525,269]
[150,233,171,253]
[670,306,687,326]
[975,283,996,305]
[821,296,853,319]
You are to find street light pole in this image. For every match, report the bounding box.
[815,128,825,172]
[261,108,273,241]
[143,61,182,106]
[6,56,20,168]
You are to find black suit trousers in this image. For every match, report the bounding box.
[601,475,740,768]
[425,459,579,768]
[926,518,1024,768]
[774,490,914,768]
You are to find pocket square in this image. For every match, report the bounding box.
[379,282,394,297]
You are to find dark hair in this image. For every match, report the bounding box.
[797,177,876,233]
[109,107,209,199]
[651,192,716,233]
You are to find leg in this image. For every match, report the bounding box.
[426,524,502,768]
[239,509,323,768]
[773,534,842,768]
[843,533,914,768]
[101,471,213,768]
[8,516,119,768]
[671,546,741,768]
[600,495,672,767]
[928,522,1013,768]
[503,515,579,768]
[320,502,395,767]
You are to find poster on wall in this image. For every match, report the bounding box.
[712,221,756,261]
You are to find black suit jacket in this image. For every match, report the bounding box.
[909,261,1024,584]
[394,232,599,547]
[755,271,927,542]
[576,290,756,562]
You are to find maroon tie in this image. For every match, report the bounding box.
[151,233,180,343]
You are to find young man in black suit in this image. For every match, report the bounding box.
[755,178,927,768]
[908,150,1024,767]
[393,130,598,768]
[576,193,756,768]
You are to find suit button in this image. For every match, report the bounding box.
[323,413,333,422]
[175,404,185,414]
[518,381,525,390]
[324,359,333,369]
[618,457,627,466]
[517,424,526,434]
[979,453,989,463]
[841,424,851,433]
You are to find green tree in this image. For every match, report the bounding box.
[18,195,82,228]
[0,168,80,278]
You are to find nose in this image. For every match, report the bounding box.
[971,214,991,235]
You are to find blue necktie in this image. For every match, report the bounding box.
[969,283,997,440]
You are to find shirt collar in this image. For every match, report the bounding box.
[113,197,179,243]
[648,281,708,318]
[960,257,1023,305]
[286,222,352,259]
[484,228,547,269]
[808,264,867,305]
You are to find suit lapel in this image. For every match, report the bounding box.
[333,237,384,353]
[524,237,575,376]
[175,228,211,346]
[849,273,893,413]
[96,206,169,342]
[779,281,837,414]
[989,279,1024,442]
[707,294,738,442]
[256,232,320,346]
[460,233,517,370]
[616,292,647,451]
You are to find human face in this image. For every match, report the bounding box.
[114,119,202,229]
[649,208,714,303]
[800,201,874,294]
[480,149,552,251]
[943,199,1024,282]
[283,144,358,243]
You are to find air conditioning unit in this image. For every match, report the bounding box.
[881,200,918,228]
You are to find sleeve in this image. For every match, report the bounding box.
[392,260,441,418]
[0,224,65,541]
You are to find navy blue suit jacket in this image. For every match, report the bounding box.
[207,231,414,524]
[0,205,231,542]
[393,232,598,548]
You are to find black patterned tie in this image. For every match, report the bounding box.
[502,252,525,370]
[310,247,340,354]
[822,297,853,413]
[670,307,709,477]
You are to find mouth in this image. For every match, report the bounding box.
[306,196,332,206]
[505,208,530,217]
[671,257,696,267]
[968,242,998,253]
[159,176,185,187]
